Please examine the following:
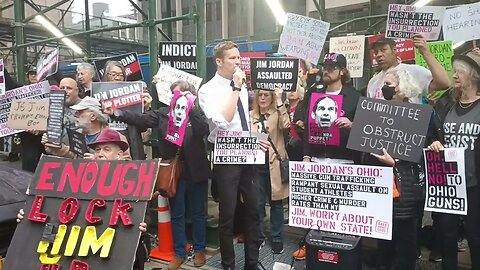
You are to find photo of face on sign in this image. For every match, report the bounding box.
[172,94,188,128]
[311,96,338,129]
[165,85,197,147]
[308,93,343,146]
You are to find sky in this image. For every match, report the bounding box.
[72,0,134,23]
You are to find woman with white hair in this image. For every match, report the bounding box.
[76,62,96,96]
[382,68,423,102]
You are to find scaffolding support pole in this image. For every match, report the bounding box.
[13,0,25,85]
[84,0,91,56]
[148,0,159,107]
[195,0,206,80]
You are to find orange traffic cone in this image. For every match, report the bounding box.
[149,196,175,261]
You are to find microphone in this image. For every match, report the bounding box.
[234,66,247,88]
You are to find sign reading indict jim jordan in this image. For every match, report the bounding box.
[4,155,160,270]
[308,93,343,146]
[386,4,446,40]
[93,52,143,81]
[159,42,197,73]
[46,91,66,147]
[155,65,203,105]
[36,48,59,82]
[0,58,5,96]
[347,97,432,163]
[0,81,50,138]
[250,58,299,91]
[278,13,330,64]
[424,148,467,215]
[329,35,365,78]
[213,130,268,164]
[289,161,393,240]
[443,1,480,44]
[92,82,143,131]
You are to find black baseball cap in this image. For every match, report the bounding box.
[319,53,347,68]
[27,66,37,74]
[370,37,396,49]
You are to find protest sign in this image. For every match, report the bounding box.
[347,97,432,162]
[165,91,196,147]
[308,93,343,146]
[329,35,366,78]
[92,82,143,131]
[415,40,453,76]
[67,128,88,157]
[213,130,268,164]
[4,155,159,270]
[0,81,50,137]
[159,42,197,73]
[46,91,66,147]
[155,65,203,105]
[368,34,415,65]
[386,4,446,40]
[7,99,49,131]
[93,52,143,81]
[278,13,330,64]
[250,58,299,91]
[443,2,480,44]
[289,161,393,240]
[0,59,5,96]
[424,148,467,215]
[36,48,59,82]
[240,52,266,76]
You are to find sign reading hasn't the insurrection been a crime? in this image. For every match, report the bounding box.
[213,130,268,164]
[329,35,366,78]
[443,1,480,44]
[424,148,467,215]
[347,97,432,163]
[93,52,143,81]
[46,91,66,147]
[0,81,50,137]
[7,99,49,131]
[386,4,446,40]
[159,42,197,73]
[92,82,143,131]
[415,40,453,76]
[67,128,88,157]
[278,13,330,64]
[3,155,160,270]
[289,161,393,240]
[250,58,299,91]
[36,48,59,82]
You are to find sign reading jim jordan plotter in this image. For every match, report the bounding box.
[4,156,160,270]
[289,161,393,240]
[250,58,299,91]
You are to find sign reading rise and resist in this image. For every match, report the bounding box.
[289,161,393,240]
[250,58,299,91]
[347,97,432,163]
[4,156,160,270]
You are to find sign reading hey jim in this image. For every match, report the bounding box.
[213,130,268,164]
[347,97,432,163]
[250,58,299,91]
[289,161,393,240]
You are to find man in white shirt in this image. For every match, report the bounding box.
[367,35,450,104]
[198,41,261,270]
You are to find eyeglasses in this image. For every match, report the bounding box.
[108,72,124,78]
[322,66,340,73]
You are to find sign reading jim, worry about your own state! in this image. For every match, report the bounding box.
[250,58,299,91]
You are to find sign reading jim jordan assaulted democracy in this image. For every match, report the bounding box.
[250,58,299,91]
[289,161,393,240]
[4,155,160,270]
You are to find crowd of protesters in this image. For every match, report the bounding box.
[2,31,480,270]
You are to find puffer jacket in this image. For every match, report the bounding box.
[393,161,425,219]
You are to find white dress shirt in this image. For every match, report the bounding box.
[198,72,249,143]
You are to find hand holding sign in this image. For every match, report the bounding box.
[412,34,428,54]
[370,148,396,167]
[428,140,444,152]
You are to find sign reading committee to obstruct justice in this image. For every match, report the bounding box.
[386,4,446,40]
[93,52,143,81]
[443,2,480,44]
[213,130,268,164]
[424,148,467,215]
[4,156,160,270]
[278,13,330,64]
[159,42,197,73]
[0,81,50,137]
[329,35,365,78]
[289,162,393,240]
[347,97,432,163]
[250,58,299,91]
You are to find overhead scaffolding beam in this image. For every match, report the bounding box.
[22,0,71,23]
